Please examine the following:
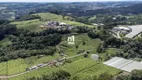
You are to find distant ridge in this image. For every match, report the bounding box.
[0,0,142,3]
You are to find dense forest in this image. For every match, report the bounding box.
[0,2,142,20]
[0,20,91,62]
[0,22,70,62]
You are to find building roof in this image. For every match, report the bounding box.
[104,57,142,72]
[119,27,130,31]
[113,26,130,31]
[125,25,142,38]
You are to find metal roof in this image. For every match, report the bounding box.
[125,25,142,38]
[104,57,142,72]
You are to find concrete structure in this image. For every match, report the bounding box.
[113,26,131,32]
[91,54,99,61]
[92,23,98,26]
[92,23,104,26]
[104,57,142,72]
[112,26,131,35]
[59,22,67,26]
[125,25,142,38]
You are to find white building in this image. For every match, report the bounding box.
[104,57,142,72]
[112,26,131,34]
[113,26,131,31]
[125,25,142,38]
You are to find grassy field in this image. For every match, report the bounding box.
[0,33,122,80]
[99,48,121,61]
[35,13,94,28]
[0,34,101,75]
[9,58,121,80]
[11,13,94,32]
[0,33,121,77]
[88,16,96,22]
[11,19,43,32]
[1,14,121,80]
[0,62,7,75]
[58,34,102,56]
[0,54,61,75]
[0,38,12,47]
[36,13,67,21]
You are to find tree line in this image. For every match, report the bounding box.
[0,23,73,62]
[115,70,142,80]
[27,70,142,80]
[0,24,16,40]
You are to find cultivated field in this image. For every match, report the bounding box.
[0,54,60,76]
[9,58,121,80]
[0,34,121,78]
[11,19,43,32]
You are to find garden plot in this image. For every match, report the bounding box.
[104,57,142,72]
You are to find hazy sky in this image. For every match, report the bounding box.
[0,0,140,2]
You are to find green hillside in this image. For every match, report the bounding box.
[10,58,121,80]
[0,34,121,80]
[11,13,94,32]
[0,12,122,80]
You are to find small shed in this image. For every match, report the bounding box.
[91,54,99,61]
